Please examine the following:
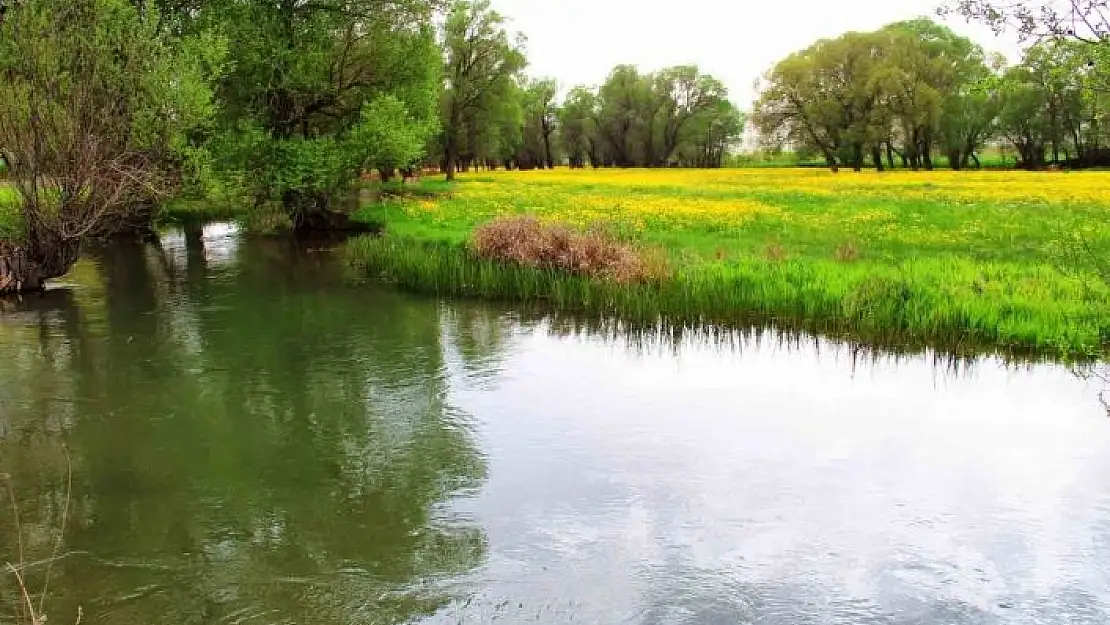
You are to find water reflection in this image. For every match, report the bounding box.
[1,225,1109,625]
[0,233,486,625]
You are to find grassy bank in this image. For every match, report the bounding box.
[350,168,1110,359]
[0,185,20,241]
[160,199,247,225]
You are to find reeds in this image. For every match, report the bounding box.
[346,234,1110,360]
[470,215,668,284]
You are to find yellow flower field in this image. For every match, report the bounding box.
[353,168,1110,357]
[372,168,1110,266]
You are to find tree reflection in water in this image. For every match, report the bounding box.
[0,232,489,625]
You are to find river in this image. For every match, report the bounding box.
[1,224,1109,625]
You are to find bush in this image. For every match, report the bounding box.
[470,215,668,283]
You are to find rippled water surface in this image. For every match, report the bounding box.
[1,224,1109,625]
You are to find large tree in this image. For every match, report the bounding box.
[441,0,527,180]
[652,66,729,166]
[200,0,441,228]
[755,31,892,171]
[0,0,220,292]
[519,77,559,169]
[755,19,994,171]
[557,87,597,168]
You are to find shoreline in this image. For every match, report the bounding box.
[345,235,1107,362]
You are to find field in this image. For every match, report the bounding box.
[350,168,1110,359]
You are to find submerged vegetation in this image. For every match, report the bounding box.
[350,168,1110,359]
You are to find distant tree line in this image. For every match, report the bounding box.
[434,1,744,177]
[755,15,1110,171]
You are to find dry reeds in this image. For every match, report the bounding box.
[835,242,861,262]
[470,215,668,283]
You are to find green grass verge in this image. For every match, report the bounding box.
[346,235,1110,360]
[0,185,21,241]
[159,198,248,226]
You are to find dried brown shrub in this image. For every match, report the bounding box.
[471,215,669,283]
[764,242,787,262]
[835,242,861,262]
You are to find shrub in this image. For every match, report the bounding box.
[764,242,787,262]
[835,242,861,262]
[470,215,668,283]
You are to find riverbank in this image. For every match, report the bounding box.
[349,168,1110,359]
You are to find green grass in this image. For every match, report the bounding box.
[348,169,1110,359]
[159,198,247,226]
[347,236,1109,360]
[0,185,21,241]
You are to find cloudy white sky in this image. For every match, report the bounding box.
[489,0,1024,106]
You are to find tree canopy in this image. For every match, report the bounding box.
[755,15,1110,171]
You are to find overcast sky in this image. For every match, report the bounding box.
[488,0,1023,106]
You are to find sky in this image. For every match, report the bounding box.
[488,0,1024,106]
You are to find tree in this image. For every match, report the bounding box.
[520,78,558,168]
[652,66,728,166]
[200,0,441,229]
[350,95,438,181]
[0,0,221,293]
[756,19,998,172]
[558,87,597,168]
[942,0,1110,42]
[755,31,891,171]
[938,68,1002,169]
[595,65,652,167]
[878,20,987,170]
[441,0,527,180]
[677,100,745,167]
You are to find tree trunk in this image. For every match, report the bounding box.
[872,146,885,172]
[852,143,864,172]
[543,130,554,170]
[444,106,461,182]
[886,142,896,170]
[0,238,81,295]
[948,150,962,171]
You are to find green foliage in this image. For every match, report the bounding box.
[755,24,982,171]
[176,0,442,223]
[0,185,20,241]
[440,0,528,179]
[756,15,1110,171]
[0,0,223,260]
[352,95,438,174]
[270,137,353,198]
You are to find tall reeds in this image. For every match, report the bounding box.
[346,234,1110,360]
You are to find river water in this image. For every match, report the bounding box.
[1,224,1109,625]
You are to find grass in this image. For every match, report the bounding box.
[0,185,20,242]
[350,168,1110,359]
[159,178,453,230]
[159,198,246,226]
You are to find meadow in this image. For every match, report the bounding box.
[350,168,1110,359]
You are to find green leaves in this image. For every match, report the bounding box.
[441,0,528,177]
[351,95,438,173]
